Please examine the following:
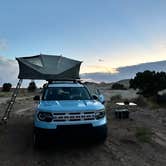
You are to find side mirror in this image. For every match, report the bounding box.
[33,95,40,101]
[92,94,98,100]
[98,94,105,104]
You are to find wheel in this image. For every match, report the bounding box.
[95,125,108,143]
[33,132,42,149]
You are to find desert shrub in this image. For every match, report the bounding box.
[146,96,160,108]
[100,82,106,85]
[156,94,166,106]
[133,95,161,108]
[132,96,147,107]
[112,83,126,90]
[110,94,122,102]
[130,70,166,97]
[27,81,37,92]
[2,83,12,92]
[135,127,153,143]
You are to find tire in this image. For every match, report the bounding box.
[33,132,42,149]
[95,125,108,143]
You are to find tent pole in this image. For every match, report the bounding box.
[1,79,23,124]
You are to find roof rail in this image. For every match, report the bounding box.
[47,79,82,84]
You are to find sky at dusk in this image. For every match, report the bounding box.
[0,0,166,74]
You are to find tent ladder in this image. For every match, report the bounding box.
[1,79,23,124]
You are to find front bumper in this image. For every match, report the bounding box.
[34,124,107,141]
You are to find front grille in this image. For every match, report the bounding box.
[53,112,95,122]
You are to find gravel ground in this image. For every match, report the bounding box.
[0,92,166,166]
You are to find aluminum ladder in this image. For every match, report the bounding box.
[1,79,23,124]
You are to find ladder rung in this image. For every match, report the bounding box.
[2,79,23,123]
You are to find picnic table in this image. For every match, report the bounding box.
[114,102,137,119]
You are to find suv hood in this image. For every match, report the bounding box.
[37,100,104,112]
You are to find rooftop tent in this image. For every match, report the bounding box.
[16,54,82,80]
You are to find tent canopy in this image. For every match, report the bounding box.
[16,54,82,80]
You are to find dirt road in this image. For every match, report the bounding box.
[0,96,166,166]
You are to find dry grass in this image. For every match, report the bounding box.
[0,89,38,99]
[110,94,122,103]
[132,96,147,107]
[135,127,153,143]
[0,91,12,97]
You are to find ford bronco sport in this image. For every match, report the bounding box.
[33,81,107,147]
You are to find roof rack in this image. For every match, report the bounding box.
[47,79,82,84]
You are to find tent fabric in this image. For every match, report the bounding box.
[16,54,82,80]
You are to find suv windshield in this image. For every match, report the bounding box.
[43,87,92,100]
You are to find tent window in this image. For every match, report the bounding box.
[26,57,43,67]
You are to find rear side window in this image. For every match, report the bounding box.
[43,87,92,100]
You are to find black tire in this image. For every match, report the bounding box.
[33,132,42,149]
[95,125,108,143]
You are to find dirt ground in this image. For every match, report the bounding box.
[0,91,166,166]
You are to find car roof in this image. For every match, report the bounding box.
[48,83,84,88]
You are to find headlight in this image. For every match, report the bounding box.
[95,110,105,119]
[37,112,53,122]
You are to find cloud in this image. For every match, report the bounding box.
[0,39,8,51]
[0,56,18,86]
[81,60,166,83]
[80,64,118,74]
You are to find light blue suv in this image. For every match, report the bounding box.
[33,81,107,146]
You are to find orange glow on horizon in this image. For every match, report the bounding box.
[80,41,166,74]
[80,64,119,74]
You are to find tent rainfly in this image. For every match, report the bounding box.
[16,54,82,80]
